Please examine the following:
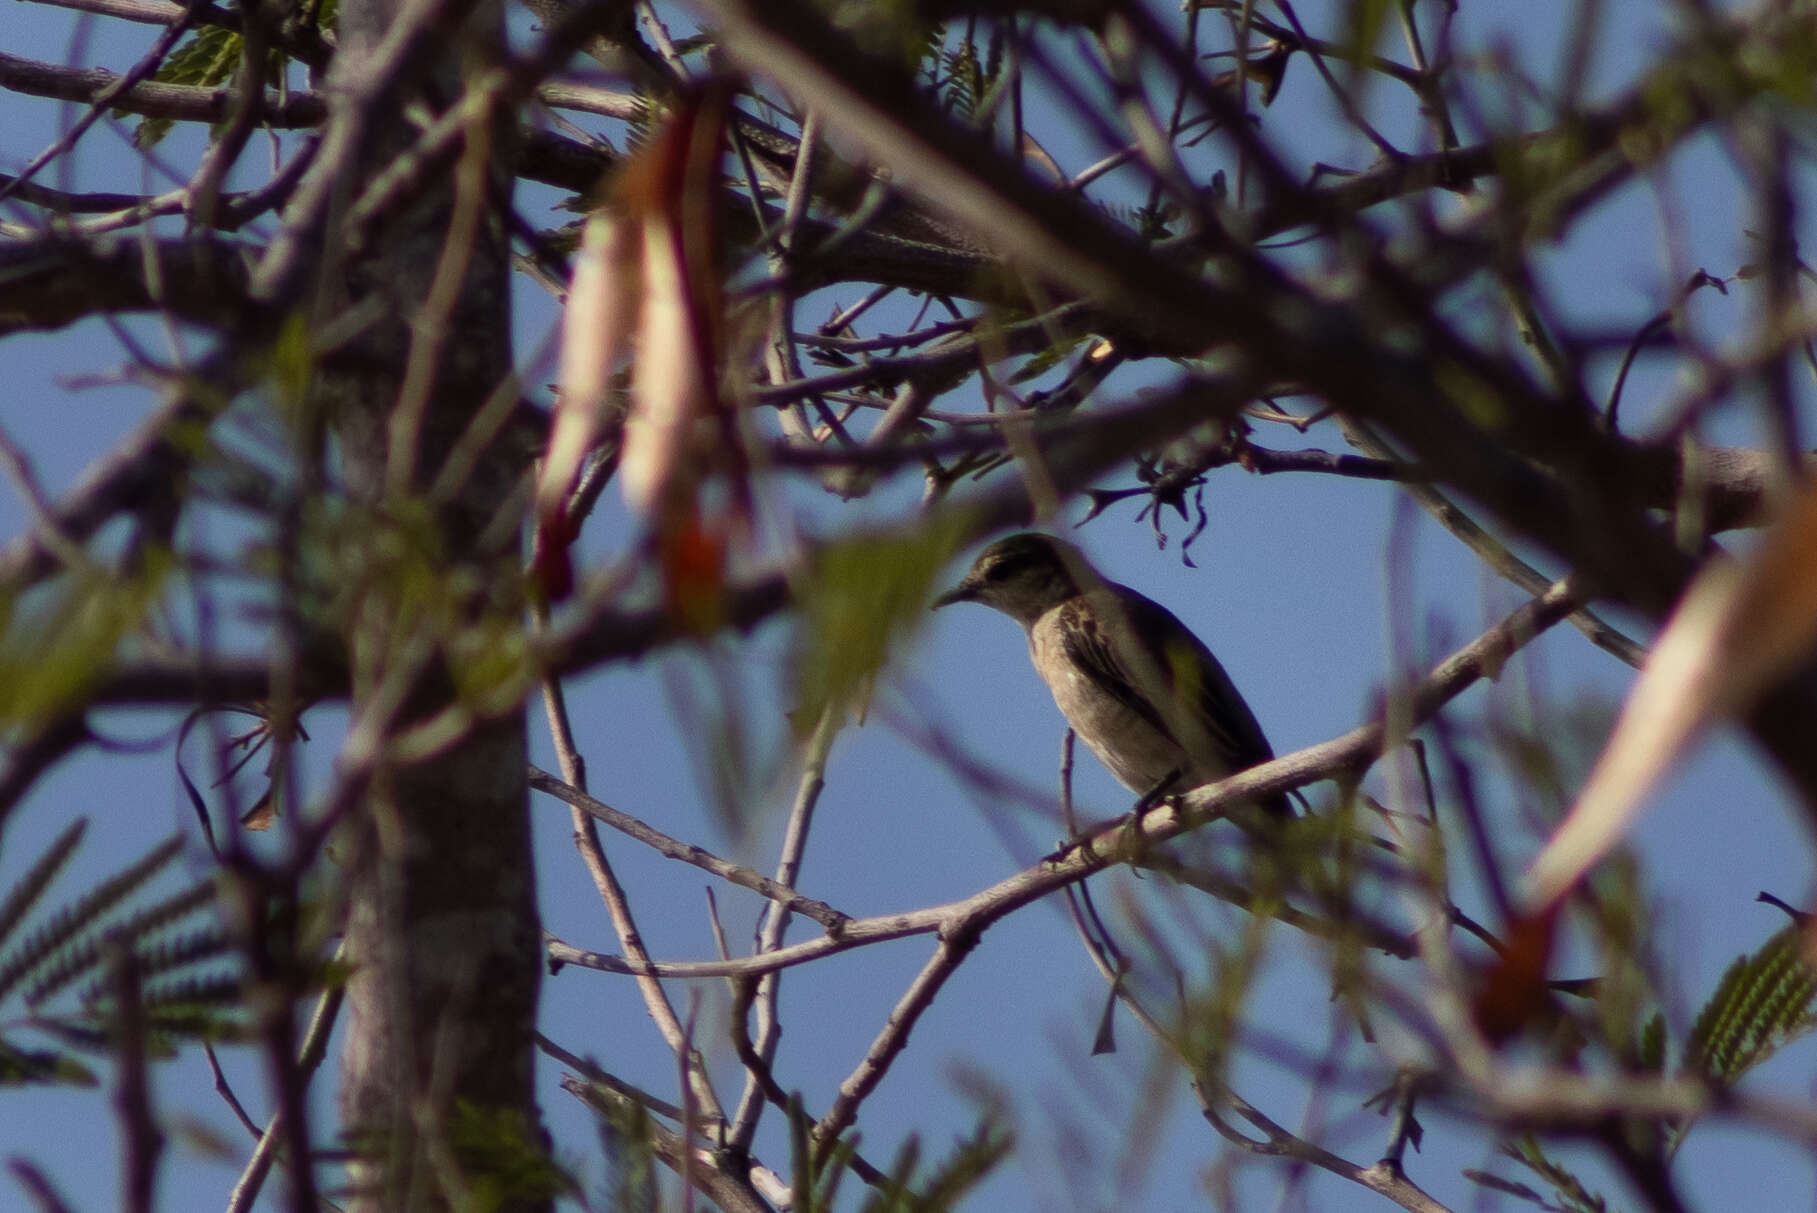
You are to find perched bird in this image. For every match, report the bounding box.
[934,532,1288,816]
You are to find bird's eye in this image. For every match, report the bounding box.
[983,555,1026,581]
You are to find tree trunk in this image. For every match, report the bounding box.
[316,4,544,1210]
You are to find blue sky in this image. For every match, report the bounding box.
[4,2,1815,1211]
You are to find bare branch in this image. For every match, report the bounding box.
[0,49,327,129]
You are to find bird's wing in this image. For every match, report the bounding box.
[1058,588,1276,771]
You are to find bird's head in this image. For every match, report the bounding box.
[933,532,1086,626]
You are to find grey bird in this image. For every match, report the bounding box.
[934,532,1288,816]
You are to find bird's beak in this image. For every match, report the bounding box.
[932,580,977,609]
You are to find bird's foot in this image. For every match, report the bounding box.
[1130,768,1184,816]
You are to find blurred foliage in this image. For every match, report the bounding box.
[1580,856,1658,1067]
[795,1089,1010,1213]
[1480,1137,1612,1213]
[1475,910,1817,1208]
[446,1101,580,1211]
[296,496,533,712]
[790,516,973,730]
[340,1102,576,1212]
[821,0,945,69]
[932,24,1005,122]
[0,822,240,1085]
[131,26,242,149]
[132,0,339,148]
[854,1117,1012,1213]
[10,0,1817,1204]
[0,557,169,731]
[596,1096,658,1213]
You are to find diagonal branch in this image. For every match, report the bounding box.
[546,577,1587,983]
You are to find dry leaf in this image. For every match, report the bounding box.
[540,211,639,522]
[240,791,277,831]
[1471,903,1561,1043]
[1521,482,1817,912]
[534,84,734,601]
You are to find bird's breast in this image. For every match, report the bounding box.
[1028,611,1194,794]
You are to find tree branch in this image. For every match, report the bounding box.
[0,49,327,127]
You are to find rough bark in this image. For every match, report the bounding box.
[315,4,544,1210]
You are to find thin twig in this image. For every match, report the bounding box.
[534,610,728,1126]
[528,766,850,930]
[223,941,348,1213]
[1339,417,1646,668]
[813,930,975,1148]
[730,703,840,1148]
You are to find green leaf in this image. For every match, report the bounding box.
[0,833,242,1084]
[790,518,972,729]
[941,40,979,118]
[1684,921,1817,1084]
[1462,1167,1552,1206]
[74,918,232,1007]
[854,1111,1011,1213]
[909,1118,1012,1211]
[1007,331,1088,385]
[1497,1137,1610,1213]
[0,819,86,955]
[1638,1011,1666,1073]
[0,560,168,730]
[0,836,183,1008]
[582,1084,658,1213]
[1341,0,1397,66]
[447,1101,578,1209]
[0,1038,98,1087]
[129,0,340,149]
[131,26,244,148]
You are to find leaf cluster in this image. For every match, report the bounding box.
[1476,1136,1610,1213]
[1683,916,1817,1085]
[0,821,240,1086]
[790,1095,1011,1213]
[130,0,338,147]
[928,25,1005,122]
[789,517,972,727]
[1477,912,1817,1211]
